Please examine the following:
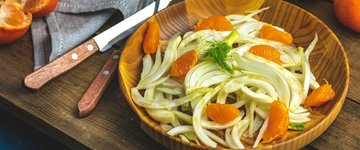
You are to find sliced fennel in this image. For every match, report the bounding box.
[138,36,181,87]
[146,108,175,124]
[231,119,249,149]
[232,52,291,107]
[131,88,204,108]
[141,54,153,78]
[225,127,238,149]
[253,117,269,148]
[131,7,321,149]
[193,83,224,148]
[243,52,303,111]
[299,47,311,102]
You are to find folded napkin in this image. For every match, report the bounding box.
[31,0,153,70]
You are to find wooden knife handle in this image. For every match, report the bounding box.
[24,39,99,90]
[78,50,121,117]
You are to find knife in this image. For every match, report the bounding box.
[24,0,172,90]
[78,50,121,117]
[78,0,172,117]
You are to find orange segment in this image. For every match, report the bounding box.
[0,2,32,44]
[143,21,160,54]
[170,50,198,80]
[304,84,335,107]
[262,101,289,143]
[249,44,281,64]
[23,0,58,17]
[259,24,293,44]
[194,16,233,31]
[205,103,240,124]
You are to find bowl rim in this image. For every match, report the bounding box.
[118,0,350,149]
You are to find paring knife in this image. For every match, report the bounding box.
[24,0,172,90]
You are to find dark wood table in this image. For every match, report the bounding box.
[0,0,358,149]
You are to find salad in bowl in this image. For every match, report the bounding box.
[129,7,336,149]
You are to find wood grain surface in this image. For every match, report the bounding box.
[0,0,358,150]
[119,0,349,149]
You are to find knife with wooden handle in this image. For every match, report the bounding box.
[78,50,121,117]
[24,0,172,90]
[24,39,99,90]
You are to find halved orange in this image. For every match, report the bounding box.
[0,2,32,44]
[24,0,58,17]
[6,0,58,17]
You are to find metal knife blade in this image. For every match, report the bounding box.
[24,0,172,90]
[76,0,172,117]
[94,0,172,52]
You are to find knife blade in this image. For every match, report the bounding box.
[24,0,172,90]
[77,0,172,117]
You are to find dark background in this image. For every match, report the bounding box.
[0,109,68,150]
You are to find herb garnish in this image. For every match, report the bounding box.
[288,123,305,131]
[204,31,240,74]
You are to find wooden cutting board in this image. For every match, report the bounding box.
[0,0,358,149]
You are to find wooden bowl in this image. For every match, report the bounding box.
[118,0,350,149]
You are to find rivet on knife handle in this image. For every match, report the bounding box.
[24,39,99,90]
[77,50,121,117]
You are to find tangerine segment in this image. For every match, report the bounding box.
[0,2,32,44]
[143,21,160,54]
[249,44,281,64]
[170,50,198,80]
[304,84,335,107]
[205,103,240,124]
[194,16,233,31]
[23,0,58,17]
[259,24,293,44]
[262,101,289,143]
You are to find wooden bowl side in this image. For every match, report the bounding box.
[119,0,349,149]
[256,0,350,149]
[118,2,202,150]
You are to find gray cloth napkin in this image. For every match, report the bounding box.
[31,0,153,70]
